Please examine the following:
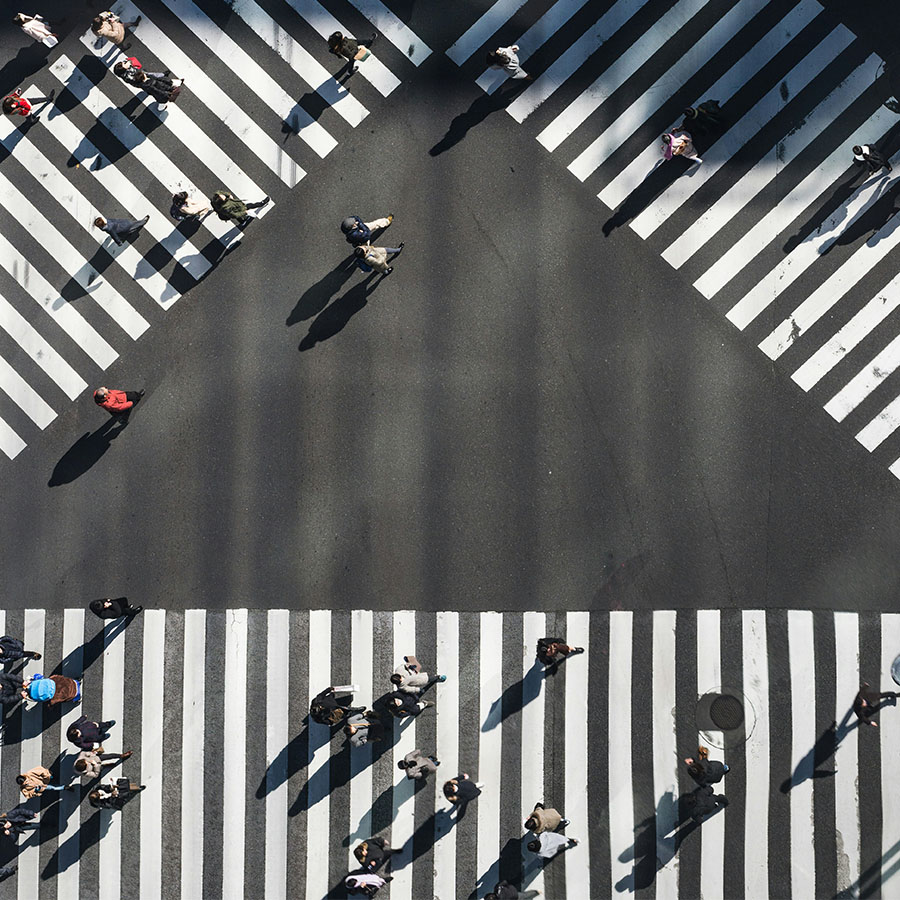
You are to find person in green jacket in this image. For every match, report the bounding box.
[210,190,270,227]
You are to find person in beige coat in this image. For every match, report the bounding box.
[170,191,210,221]
[354,241,404,276]
[16,766,72,798]
[73,748,133,780]
[524,801,570,834]
[13,13,58,47]
[90,10,141,45]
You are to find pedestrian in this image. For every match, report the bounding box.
[853,144,892,175]
[443,772,483,807]
[389,655,445,695]
[89,597,143,620]
[0,673,23,707]
[17,766,73,798]
[386,691,433,719]
[344,710,385,747]
[354,242,404,277]
[853,682,898,727]
[535,637,584,667]
[345,872,389,897]
[90,10,141,45]
[73,748,133,780]
[93,386,144,419]
[485,881,540,900]
[683,745,729,785]
[0,805,39,840]
[662,129,702,164]
[680,100,723,136]
[524,801,570,833]
[94,214,150,246]
[353,835,393,872]
[397,748,440,781]
[88,778,145,810]
[2,89,54,121]
[527,832,578,859]
[0,635,41,663]
[310,687,365,727]
[486,45,532,81]
[22,672,81,706]
[13,13,57,47]
[170,191,210,222]
[67,714,116,751]
[341,214,393,247]
[684,784,728,822]
[113,58,184,106]
[327,31,377,76]
[210,190,270,227]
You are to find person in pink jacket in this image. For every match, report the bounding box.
[93,386,144,418]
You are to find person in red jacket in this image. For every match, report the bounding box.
[93,386,144,418]
[2,88,54,121]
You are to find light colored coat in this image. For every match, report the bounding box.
[18,766,51,799]
[18,14,55,43]
[95,13,126,44]
[393,660,429,694]
[402,749,437,780]
[359,244,390,274]
[528,805,562,833]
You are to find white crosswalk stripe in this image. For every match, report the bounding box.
[0,0,425,462]
[446,0,900,481]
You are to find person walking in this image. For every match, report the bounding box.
[524,801,570,833]
[0,805,39,840]
[328,31,377,76]
[310,687,365,727]
[90,10,141,46]
[0,673,23,707]
[854,682,898,727]
[210,190,269,227]
[94,214,150,246]
[13,13,57,47]
[853,144,892,175]
[684,745,729,785]
[93,386,144,419]
[536,637,584,667]
[0,635,41,663]
[341,214,393,247]
[486,45,532,81]
[344,711,385,747]
[353,835,393,872]
[17,766,73,798]
[88,778,145,810]
[73,748,133,780]
[397,748,440,781]
[389,655,444,695]
[528,832,578,859]
[3,89,54,121]
[485,881,540,900]
[345,872,389,897]
[89,598,143,620]
[113,58,183,106]
[680,100,723,136]
[684,784,728,822]
[386,691,433,719]
[443,772,483,808]
[67,715,116,751]
[22,673,80,706]
[170,191,210,221]
[662,129,702,164]
[354,242,404,277]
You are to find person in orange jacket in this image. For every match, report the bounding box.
[93,386,143,418]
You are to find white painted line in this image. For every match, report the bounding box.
[0,415,26,459]
[609,611,633,891]
[156,0,337,157]
[787,610,816,898]
[742,611,769,900]
[476,612,504,894]
[433,611,458,900]
[348,610,374,861]
[697,610,723,899]
[181,610,206,900]
[539,0,710,154]
[825,333,900,422]
[520,612,545,897]
[281,0,401,96]
[0,354,55,428]
[599,1,822,210]
[346,0,431,65]
[653,610,678,898]
[447,0,529,65]
[834,612,860,900]
[507,0,650,124]
[631,25,855,239]
[140,610,166,899]
[890,456,900,481]
[664,55,881,268]
[265,610,290,900]
[696,105,893,302]
[856,394,900,451]
[565,611,591,899]
[476,0,593,95]
[305,610,331,900]
[883,614,900,898]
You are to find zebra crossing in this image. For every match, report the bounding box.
[0,0,431,464]
[446,0,900,483]
[0,606,897,899]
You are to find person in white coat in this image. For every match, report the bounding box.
[486,45,532,80]
[13,13,57,47]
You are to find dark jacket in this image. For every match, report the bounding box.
[354,835,391,871]
[1,805,36,835]
[685,785,726,822]
[493,882,520,900]
[100,218,143,246]
[211,192,249,224]
[89,598,131,619]
[445,775,481,804]
[0,636,27,662]
[0,673,22,706]
[687,759,727,786]
[387,691,420,717]
[67,716,106,750]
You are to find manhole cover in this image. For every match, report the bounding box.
[710,694,744,729]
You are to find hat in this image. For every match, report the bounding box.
[341,217,358,234]
[28,677,55,702]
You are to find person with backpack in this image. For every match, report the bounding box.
[683,745,729,785]
[210,190,269,227]
[535,637,583,667]
[22,673,80,706]
[341,214,393,247]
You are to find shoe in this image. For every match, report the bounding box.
[351,65,359,73]
[135,15,142,26]
[130,606,144,614]
[64,784,75,791]
[261,196,270,206]
[47,89,56,101]
[475,782,485,790]
[534,802,544,809]
[560,818,571,827]
[387,214,394,224]
[141,215,150,225]
[421,700,434,708]
[569,838,579,846]
[384,267,393,275]
[107,720,117,727]
[437,674,446,682]
[138,390,145,398]
[29,652,41,660]
[139,785,146,791]
[572,647,585,655]
[163,70,171,77]
[370,32,378,44]
[121,751,133,759]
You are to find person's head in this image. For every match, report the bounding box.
[354,246,367,259]
[88,790,100,804]
[173,191,187,205]
[91,16,103,33]
[68,726,81,738]
[524,815,538,830]
[687,761,703,778]
[13,14,27,25]
[328,32,343,52]
[442,780,456,797]
[343,724,355,736]
[485,50,501,65]
[852,145,863,157]
[2,97,18,115]
[662,133,672,145]
[94,387,108,400]
[345,878,359,890]
[94,217,107,229]
[397,759,409,770]
[113,60,131,77]
[213,191,228,204]
[341,216,359,234]
[485,894,499,900]
[15,775,24,786]
[527,839,541,853]
[389,672,403,684]
[73,759,88,774]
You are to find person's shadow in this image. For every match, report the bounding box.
[429,89,518,156]
[602,157,693,236]
[42,811,111,879]
[781,706,862,792]
[286,257,359,325]
[298,277,381,351]
[471,835,533,898]
[48,416,130,486]
[482,659,543,732]
[256,715,332,801]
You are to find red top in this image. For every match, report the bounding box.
[93,389,132,412]
[4,94,31,116]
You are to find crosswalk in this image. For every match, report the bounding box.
[447,0,900,483]
[0,0,430,463]
[0,606,897,899]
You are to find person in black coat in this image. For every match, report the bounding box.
[386,691,432,719]
[684,784,728,823]
[0,673,23,707]
[67,715,116,750]
[443,773,483,807]
[853,144,892,175]
[309,688,365,726]
[0,805,39,839]
[684,749,729,785]
[0,635,40,663]
[89,598,143,620]
[353,835,393,872]
[854,682,898,727]
[485,881,540,899]
[89,779,144,810]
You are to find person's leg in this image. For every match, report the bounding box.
[384,247,403,256]
[364,217,392,231]
[125,216,150,234]
[244,197,270,211]
[123,392,142,405]
[42,784,66,792]
[123,17,141,29]
[509,66,531,80]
